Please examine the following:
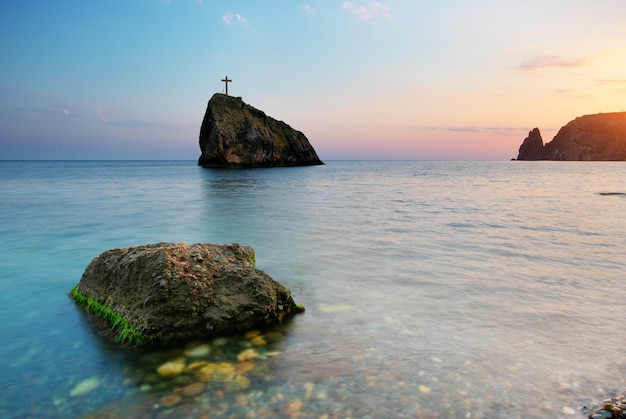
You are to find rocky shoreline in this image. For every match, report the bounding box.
[19,318,626,418]
[583,390,626,418]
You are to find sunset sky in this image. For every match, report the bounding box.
[2,1,626,160]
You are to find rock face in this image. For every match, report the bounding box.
[516,128,545,160]
[198,94,323,167]
[516,112,626,160]
[72,242,303,346]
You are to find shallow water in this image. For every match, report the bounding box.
[1,160,625,418]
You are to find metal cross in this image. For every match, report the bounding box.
[221,76,232,96]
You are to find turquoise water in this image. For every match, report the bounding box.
[1,160,625,418]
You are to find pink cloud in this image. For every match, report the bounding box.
[369,2,392,19]
[341,1,392,20]
[518,54,590,73]
[596,78,626,86]
[96,107,109,123]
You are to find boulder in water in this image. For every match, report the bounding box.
[70,242,304,346]
[198,94,323,167]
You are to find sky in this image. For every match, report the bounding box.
[1,1,626,160]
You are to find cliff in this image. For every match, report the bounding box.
[198,94,323,167]
[516,112,626,160]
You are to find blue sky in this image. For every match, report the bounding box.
[2,1,626,160]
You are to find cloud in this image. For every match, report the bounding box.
[369,2,392,19]
[235,14,248,25]
[518,54,590,73]
[341,1,369,19]
[552,89,590,100]
[96,107,109,123]
[341,1,392,20]
[222,12,250,28]
[596,78,626,86]
[302,5,315,15]
[426,126,529,134]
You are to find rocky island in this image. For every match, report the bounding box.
[198,94,323,168]
[70,242,304,346]
[516,112,626,160]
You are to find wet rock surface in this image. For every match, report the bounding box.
[584,390,626,418]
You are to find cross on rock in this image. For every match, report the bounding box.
[221,76,232,96]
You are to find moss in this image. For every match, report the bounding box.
[69,285,159,345]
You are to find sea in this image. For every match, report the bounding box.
[1,160,625,418]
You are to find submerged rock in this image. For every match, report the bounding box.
[69,376,100,397]
[584,390,626,419]
[157,359,186,378]
[198,93,323,168]
[183,343,211,358]
[70,242,304,346]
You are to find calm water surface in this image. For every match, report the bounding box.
[1,160,625,418]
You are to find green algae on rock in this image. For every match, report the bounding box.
[69,285,159,345]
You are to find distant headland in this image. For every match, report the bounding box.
[198,92,323,168]
[515,112,626,161]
